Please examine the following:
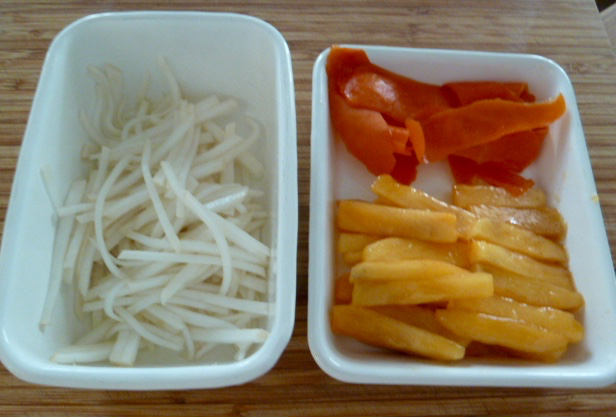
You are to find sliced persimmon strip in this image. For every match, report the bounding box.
[444,81,536,105]
[477,162,536,196]
[326,46,567,195]
[326,46,372,91]
[390,153,419,185]
[448,155,536,196]
[421,94,566,163]
[327,46,455,125]
[448,155,479,185]
[454,128,548,172]
[342,68,455,124]
[390,126,412,155]
[329,82,397,175]
[404,118,426,163]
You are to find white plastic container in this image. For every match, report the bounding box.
[308,45,616,387]
[0,11,297,390]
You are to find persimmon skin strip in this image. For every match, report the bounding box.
[405,118,426,163]
[327,46,455,125]
[454,128,548,172]
[342,68,454,125]
[389,153,420,185]
[444,81,536,105]
[477,162,536,196]
[448,156,536,197]
[390,126,413,155]
[420,94,566,163]
[326,46,372,90]
[448,155,479,185]
[328,81,397,175]
[326,46,567,195]
[448,128,549,196]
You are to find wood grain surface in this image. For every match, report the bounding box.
[2,0,616,415]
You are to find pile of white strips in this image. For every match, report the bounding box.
[42,57,272,366]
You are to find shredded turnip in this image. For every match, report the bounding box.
[51,343,115,364]
[45,57,272,366]
[39,179,87,327]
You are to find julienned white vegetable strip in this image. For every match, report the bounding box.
[45,57,273,366]
[39,179,87,327]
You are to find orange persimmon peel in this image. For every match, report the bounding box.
[327,46,454,125]
[477,161,537,196]
[404,118,426,163]
[448,155,536,196]
[453,127,549,172]
[444,81,536,105]
[418,93,566,163]
[326,45,567,192]
[341,68,454,125]
[328,81,398,175]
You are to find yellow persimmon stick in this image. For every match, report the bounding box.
[452,184,547,209]
[468,205,566,240]
[333,273,353,305]
[350,259,470,282]
[351,273,493,306]
[341,251,362,266]
[436,309,569,354]
[468,218,568,264]
[469,240,573,288]
[371,174,476,236]
[362,237,470,267]
[448,296,583,343]
[491,271,585,311]
[337,232,381,253]
[331,305,465,361]
[337,200,459,243]
[371,305,471,346]
[506,346,568,363]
